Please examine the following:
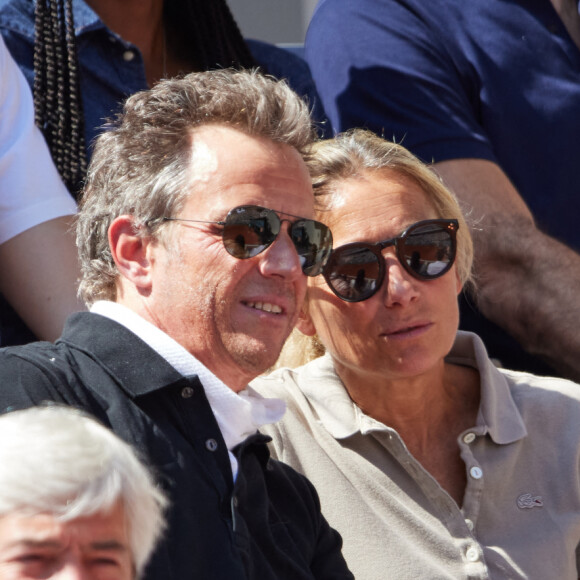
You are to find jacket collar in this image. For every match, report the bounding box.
[58,311,187,398]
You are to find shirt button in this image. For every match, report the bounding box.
[181,386,194,398]
[465,518,474,531]
[123,50,136,61]
[470,466,483,479]
[463,432,476,444]
[466,546,479,562]
[232,496,239,508]
[205,438,218,452]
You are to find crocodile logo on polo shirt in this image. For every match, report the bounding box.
[516,493,544,509]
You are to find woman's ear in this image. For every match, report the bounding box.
[296,306,317,336]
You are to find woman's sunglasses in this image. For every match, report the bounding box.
[322,219,458,302]
[160,204,333,277]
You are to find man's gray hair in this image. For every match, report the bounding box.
[76,68,317,305]
[0,406,167,579]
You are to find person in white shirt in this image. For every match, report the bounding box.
[0,35,82,345]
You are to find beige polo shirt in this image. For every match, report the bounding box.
[252,332,580,579]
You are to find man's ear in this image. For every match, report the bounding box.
[296,307,317,336]
[108,216,154,290]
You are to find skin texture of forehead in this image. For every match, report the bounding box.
[325,170,438,244]
[186,125,313,216]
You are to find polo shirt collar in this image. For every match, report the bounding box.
[297,353,361,439]
[60,310,183,397]
[447,331,527,444]
[298,331,527,444]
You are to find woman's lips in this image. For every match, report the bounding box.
[382,322,432,339]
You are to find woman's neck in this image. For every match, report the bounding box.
[338,360,480,442]
[85,0,186,85]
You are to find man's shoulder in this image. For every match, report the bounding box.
[0,339,74,374]
[0,338,94,414]
[0,312,149,413]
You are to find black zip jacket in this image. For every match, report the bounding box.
[0,312,353,580]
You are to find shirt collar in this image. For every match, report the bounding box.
[90,301,285,455]
[297,331,527,444]
[446,331,527,444]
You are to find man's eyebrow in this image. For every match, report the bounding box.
[88,540,128,552]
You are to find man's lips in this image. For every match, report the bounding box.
[243,300,284,314]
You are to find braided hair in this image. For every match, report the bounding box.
[34,0,85,197]
[33,0,258,199]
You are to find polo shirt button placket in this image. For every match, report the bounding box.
[469,466,483,480]
[463,432,476,444]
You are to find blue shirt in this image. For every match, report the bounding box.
[305,0,580,375]
[0,0,328,161]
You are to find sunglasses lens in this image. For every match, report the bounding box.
[401,223,455,279]
[222,206,279,259]
[291,220,333,277]
[325,245,381,302]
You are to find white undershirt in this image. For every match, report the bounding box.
[90,301,285,480]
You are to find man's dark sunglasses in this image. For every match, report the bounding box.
[160,204,333,277]
[323,219,458,302]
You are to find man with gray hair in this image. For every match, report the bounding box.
[0,405,166,579]
[0,69,350,580]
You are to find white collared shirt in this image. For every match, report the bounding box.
[90,301,285,479]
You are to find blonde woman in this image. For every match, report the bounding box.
[253,129,580,580]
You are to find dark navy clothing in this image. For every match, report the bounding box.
[305,0,580,375]
[0,312,353,580]
[0,0,328,347]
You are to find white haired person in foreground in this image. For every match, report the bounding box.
[0,406,167,579]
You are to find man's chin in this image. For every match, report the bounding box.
[230,337,285,377]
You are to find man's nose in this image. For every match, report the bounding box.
[53,551,91,580]
[259,222,303,280]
